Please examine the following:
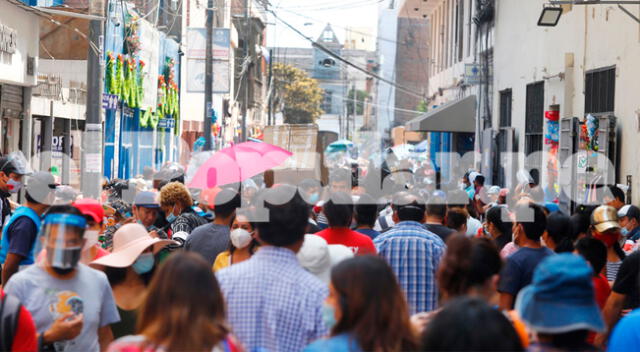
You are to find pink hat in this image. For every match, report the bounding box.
[91,223,176,268]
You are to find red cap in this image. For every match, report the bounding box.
[73,198,105,224]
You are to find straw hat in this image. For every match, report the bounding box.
[91,223,176,268]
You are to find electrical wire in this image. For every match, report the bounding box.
[269,9,426,100]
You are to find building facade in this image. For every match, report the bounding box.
[492,1,640,208]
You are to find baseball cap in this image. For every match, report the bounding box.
[515,253,605,333]
[25,172,57,203]
[133,191,160,208]
[73,198,105,224]
[0,151,32,176]
[591,205,620,233]
[618,204,640,221]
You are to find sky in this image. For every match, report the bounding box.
[266,0,381,48]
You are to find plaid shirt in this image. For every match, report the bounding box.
[217,246,328,352]
[374,221,446,314]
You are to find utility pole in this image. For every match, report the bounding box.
[267,48,273,126]
[351,82,356,140]
[203,0,214,151]
[241,0,249,142]
[82,0,105,198]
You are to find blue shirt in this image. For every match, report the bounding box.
[304,334,362,352]
[608,308,640,352]
[217,246,328,352]
[498,247,554,297]
[355,228,380,240]
[373,221,446,314]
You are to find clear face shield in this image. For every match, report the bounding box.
[37,213,87,270]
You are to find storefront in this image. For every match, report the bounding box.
[0,0,40,158]
[102,1,180,180]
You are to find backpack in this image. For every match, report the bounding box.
[0,293,22,351]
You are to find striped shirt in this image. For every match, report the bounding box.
[374,221,446,314]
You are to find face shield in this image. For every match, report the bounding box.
[39,213,87,270]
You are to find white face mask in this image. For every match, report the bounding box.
[230,228,253,249]
[83,230,100,252]
[7,179,22,194]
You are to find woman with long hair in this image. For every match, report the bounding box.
[304,255,418,352]
[107,252,240,352]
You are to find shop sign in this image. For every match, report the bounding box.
[102,93,119,110]
[0,24,17,55]
[158,118,175,129]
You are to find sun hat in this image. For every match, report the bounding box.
[297,234,353,283]
[515,253,605,334]
[618,204,640,221]
[487,186,501,195]
[91,223,176,268]
[133,191,160,208]
[73,198,105,224]
[591,205,620,233]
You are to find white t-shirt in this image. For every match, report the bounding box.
[466,217,482,237]
[5,263,120,352]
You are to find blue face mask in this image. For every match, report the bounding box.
[165,206,178,223]
[309,193,320,204]
[621,227,629,237]
[132,253,155,274]
[321,303,337,330]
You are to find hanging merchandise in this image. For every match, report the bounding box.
[124,15,141,56]
[153,57,180,132]
[545,120,559,145]
[582,114,599,152]
[106,52,117,95]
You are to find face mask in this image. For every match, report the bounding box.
[132,252,155,274]
[593,232,618,247]
[309,193,319,204]
[166,206,178,224]
[230,228,253,249]
[621,227,629,237]
[458,182,465,190]
[47,246,82,270]
[83,230,100,251]
[321,302,337,330]
[7,179,22,194]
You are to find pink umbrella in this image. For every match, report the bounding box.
[188,142,292,189]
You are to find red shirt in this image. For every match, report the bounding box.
[0,290,37,352]
[316,227,377,255]
[593,273,612,310]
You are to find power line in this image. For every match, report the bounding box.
[275,6,430,50]
[269,9,426,100]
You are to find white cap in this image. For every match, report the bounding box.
[297,234,354,284]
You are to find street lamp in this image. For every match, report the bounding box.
[537,7,563,26]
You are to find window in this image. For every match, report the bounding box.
[585,66,615,114]
[321,90,333,114]
[525,82,544,171]
[499,89,512,127]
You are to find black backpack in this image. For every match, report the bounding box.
[0,293,22,351]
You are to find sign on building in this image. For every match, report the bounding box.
[186,28,230,93]
[464,63,483,85]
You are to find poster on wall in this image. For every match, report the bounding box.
[138,20,159,110]
[187,28,230,60]
[187,59,230,93]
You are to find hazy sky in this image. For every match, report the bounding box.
[266,0,380,48]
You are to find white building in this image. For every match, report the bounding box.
[403,0,493,182]
[492,1,640,207]
[0,0,40,159]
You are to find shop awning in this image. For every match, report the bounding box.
[406,95,477,133]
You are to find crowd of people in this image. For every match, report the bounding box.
[0,151,640,352]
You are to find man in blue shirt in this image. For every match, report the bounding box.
[498,201,554,310]
[374,192,446,314]
[0,172,56,285]
[617,205,640,241]
[217,185,328,351]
